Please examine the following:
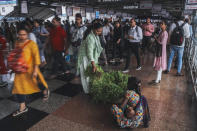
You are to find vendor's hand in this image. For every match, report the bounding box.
[92,65,97,73]
[128,36,134,40]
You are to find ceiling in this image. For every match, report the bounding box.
[4,0,186,19]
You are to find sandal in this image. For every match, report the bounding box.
[43,89,50,101]
[12,107,28,117]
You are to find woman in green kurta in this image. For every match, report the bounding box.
[77,22,103,94]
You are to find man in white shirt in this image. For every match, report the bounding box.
[123,18,143,73]
[70,13,87,68]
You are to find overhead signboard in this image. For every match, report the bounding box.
[62,6,66,16]
[161,9,166,15]
[86,7,93,13]
[73,7,80,16]
[187,0,197,4]
[67,7,73,16]
[152,4,162,11]
[183,9,193,15]
[140,1,152,9]
[185,4,197,9]
[56,6,62,15]
[95,11,99,18]
[0,0,17,5]
[80,8,86,17]
[100,9,106,14]
[123,5,138,9]
[99,0,121,2]
[107,10,114,15]
[115,12,122,17]
[21,1,28,14]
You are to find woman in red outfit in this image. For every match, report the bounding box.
[0,35,7,74]
[0,33,8,87]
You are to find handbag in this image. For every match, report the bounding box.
[7,40,32,73]
[155,41,162,57]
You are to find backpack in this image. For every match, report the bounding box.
[170,22,185,46]
[71,25,86,47]
[7,40,31,73]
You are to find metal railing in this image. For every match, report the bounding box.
[184,37,197,100]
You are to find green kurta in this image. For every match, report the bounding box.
[77,31,103,93]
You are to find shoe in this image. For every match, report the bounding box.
[149,80,160,85]
[12,107,28,117]
[110,59,115,63]
[43,89,50,101]
[0,82,8,88]
[164,70,169,74]
[122,69,130,73]
[120,58,124,62]
[176,73,184,76]
[136,66,141,71]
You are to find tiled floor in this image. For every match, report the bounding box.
[0,54,197,131]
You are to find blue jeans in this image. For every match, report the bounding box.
[167,45,184,73]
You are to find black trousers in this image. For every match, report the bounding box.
[142,36,152,53]
[15,94,26,103]
[125,42,141,69]
[113,40,123,59]
[51,51,70,74]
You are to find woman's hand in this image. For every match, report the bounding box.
[92,65,97,73]
[32,65,39,78]
[32,71,38,78]
[91,61,97,73]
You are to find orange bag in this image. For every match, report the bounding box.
[7,40,31,73]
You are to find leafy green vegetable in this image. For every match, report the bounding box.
[85,65,129,103]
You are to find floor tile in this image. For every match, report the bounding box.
[53,83,83,97]
[29,93,71,113]
[56,73,75,82]
[0,97,3,102]
[28,115,100,131]
[46,79,67,92]
[0,99,18,120]
[0,107,48,131]
[0,86,13,98]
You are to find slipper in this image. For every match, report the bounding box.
[12,107,28,117]
[43,89,50,101]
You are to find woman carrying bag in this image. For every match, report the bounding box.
[8,28,49,117]
[150,21,168,85]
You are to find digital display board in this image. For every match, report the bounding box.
[0,0,17,5]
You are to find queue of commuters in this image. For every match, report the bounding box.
[0,14,192,120]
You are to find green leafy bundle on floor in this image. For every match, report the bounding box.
[85,65,129,103]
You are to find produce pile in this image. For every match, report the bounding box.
[85,65,129,103]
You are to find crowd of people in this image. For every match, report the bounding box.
[0,13,193,128]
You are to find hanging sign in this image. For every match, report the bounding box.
[140,1,152,9]
[188,0,197,4]
[80,8,86,17]
[67,7,73,16]
[185,4,197,10]
[56,6,62,15]
[73,7,80,16]
[152,4,162,11]
[21,1,28,14]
